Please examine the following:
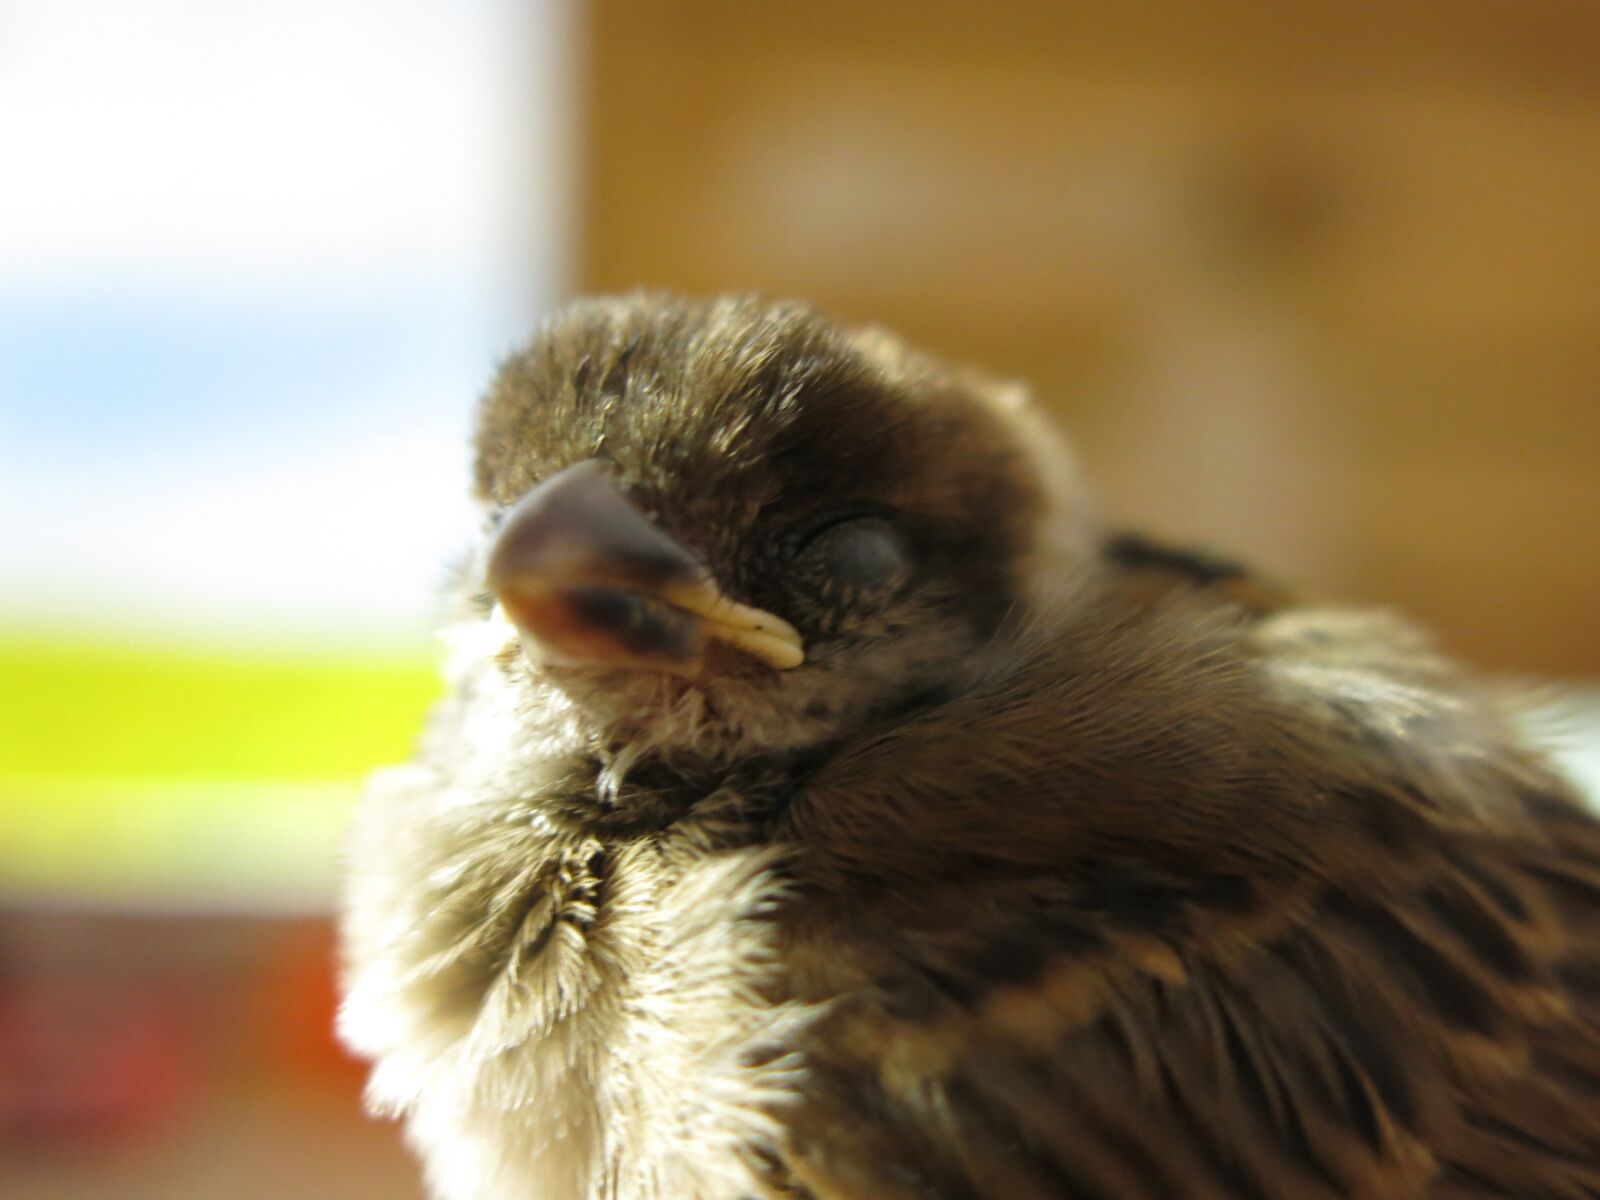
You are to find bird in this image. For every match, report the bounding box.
[338,293,1600,1200]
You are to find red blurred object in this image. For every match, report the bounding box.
[0,979,195,1152]
[257,920,368,1091]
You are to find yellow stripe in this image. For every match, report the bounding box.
[0,638,439,781]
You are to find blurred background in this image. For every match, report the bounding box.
[2,1,1598,1194]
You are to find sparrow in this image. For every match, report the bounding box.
[338,294,1600,1200]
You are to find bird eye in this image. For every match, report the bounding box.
[805,516,909,593]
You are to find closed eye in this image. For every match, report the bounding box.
[793,505,892,551]
[797,512,910,593]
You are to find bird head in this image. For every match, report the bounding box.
[457,294,1098,766]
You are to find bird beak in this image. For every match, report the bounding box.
[484,460,805,674]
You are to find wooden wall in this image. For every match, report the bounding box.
[572,1,1600,675]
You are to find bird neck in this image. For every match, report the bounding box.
[537,742,808,847]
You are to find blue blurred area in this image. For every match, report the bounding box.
[0,288,484,450]
[0,281,497,567]
[0,282,500,647]
[0,0,570,650]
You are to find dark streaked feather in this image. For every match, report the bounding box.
[758,599,1600,1198]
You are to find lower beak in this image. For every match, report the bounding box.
[483,460,804,674]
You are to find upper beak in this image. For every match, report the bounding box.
[483,460,805,673]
